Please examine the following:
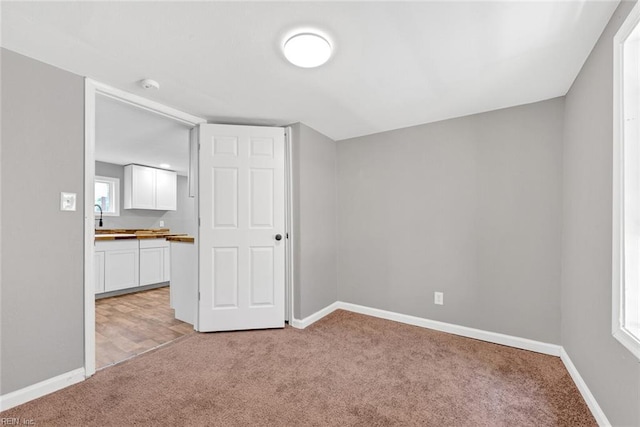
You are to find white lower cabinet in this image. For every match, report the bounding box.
[140,247,164,286]
[139,239,170,286]
[100,240,140,292]
[94,251,105,294]
[96,238,171,295]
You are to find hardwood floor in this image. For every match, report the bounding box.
[95,286,194,369]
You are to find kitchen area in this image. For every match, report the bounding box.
[93,94,197,368]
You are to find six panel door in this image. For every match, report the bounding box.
[198,124,285,332]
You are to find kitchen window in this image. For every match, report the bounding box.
[95,176,120,216]
[613,1,640,361]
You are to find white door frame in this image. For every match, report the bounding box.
[84,79,296,377]
[284,127,294,328]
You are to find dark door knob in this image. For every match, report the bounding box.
[275,234,283,241]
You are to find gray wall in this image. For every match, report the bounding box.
[561,1,640,426]
[4,14,640,422]
[337,98,564,344]
[1,49,85,394]
[290,123,338,320]
[95,162,197,237]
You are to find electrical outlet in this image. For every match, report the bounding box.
[159,221,165,227]
[434,292,444,305]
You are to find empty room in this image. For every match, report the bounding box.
[1,1,640,426]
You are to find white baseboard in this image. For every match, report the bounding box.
[291,301,341,329]
[560,348,611,427]
[0,368,85,412]
[292,302,609,424]
[337,302,562,356]
[294,300,561,356]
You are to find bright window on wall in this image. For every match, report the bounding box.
[613,2,640,361]
[94,176,120,216]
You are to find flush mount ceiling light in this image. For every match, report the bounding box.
[283,32,332,68]
[159,163,171,169]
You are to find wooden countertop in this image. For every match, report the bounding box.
[95,228,191,242]
[166,236,195,243]
[96,228,171,235]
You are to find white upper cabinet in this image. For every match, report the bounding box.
[155,168,178,210]
[128,165,156,209]
[124,164,177,211]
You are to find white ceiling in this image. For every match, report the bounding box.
[96,95,192,175]
[1,1,619,141]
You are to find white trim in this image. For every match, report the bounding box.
[84,78,97,378]
[284,127,294,324]
[338,302,561,356]
[290,301,341,329]
[560,348,611,427]
[612,327,640,359]
[292,301,561,356]
[291,304,613,421]
[84,78,206,378]
[90,80,205,126]
[0,368,85,412]
[611,26,623,340]
[612,0,640,361]
[188,126,200,331]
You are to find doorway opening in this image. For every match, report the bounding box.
[84,80,295,377]
[92,92,199,369]
[84,80,206,375]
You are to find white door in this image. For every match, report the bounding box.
[198,124,285,331]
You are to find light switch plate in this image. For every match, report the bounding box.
[60,192,77,211]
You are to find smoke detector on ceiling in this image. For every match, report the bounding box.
[139,79,160,90]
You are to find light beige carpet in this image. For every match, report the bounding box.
[1,310,595,426]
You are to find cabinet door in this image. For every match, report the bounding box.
[105,248,139,292]
[156,169,177,210]
[140,247,165,286]
[94,251,105,294]
[131,165,156,209]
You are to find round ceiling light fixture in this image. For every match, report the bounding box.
[283,32,332,68]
